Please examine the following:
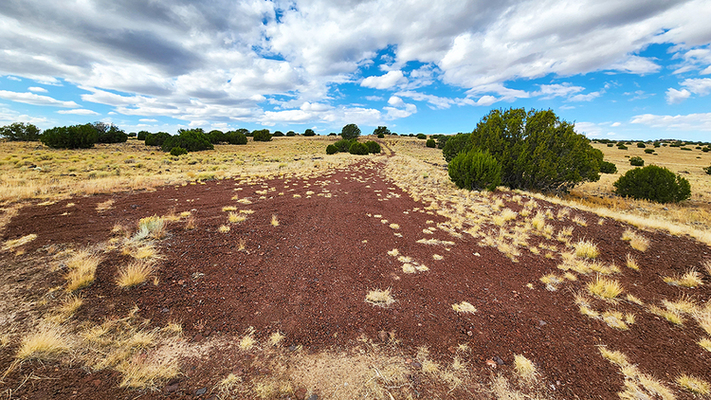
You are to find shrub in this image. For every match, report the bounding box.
[170,147,188,156]
[161,129,213,152]
[377,133,385,138]
[341,124,361,140]
[614,165,691,203]
[334,139,352,152]
[629,156,644,166]
[92,122,127,143]
[225,131,247,145]
[465,108,602,193]
[637,142,646,148]
[436,135,450,149]
[273,130,285,137]
[145,132,171,146]
[303,128,316,137]
[365,141,381,154]
[41,124,98,149]
[442,133,471,163]
[128,132,136,138]
[348,142,369,155]
[704,165,711,175]
[137,131,149,140]
[448,150,502,191]
[644,148,655,154]
[680,147,692,151]
[326,144,338,155]
[606,143,614,147]
[0,122,41,141]
[653,141,661,148]
[600,161,617,174]
[207,130,226,144]
[617,144,628,150]
[426,138,436,148]
[286,131,296,137]
[703,147,710,153]
[373,126,390,136]
[252,129,272,142]
[328,132,337,136]
[416,133,427,139]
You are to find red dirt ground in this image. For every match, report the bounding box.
[1,158,710,399]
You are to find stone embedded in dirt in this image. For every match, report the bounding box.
[294,387,307,400]
[164,383,179,393]
[195,387,207,395]
[307,395,318,400]
[485,359,498,368]
[492,356,505,365]
[378,330,388,342]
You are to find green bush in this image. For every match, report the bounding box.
[680,147,692,151]
[40,124,98,149]
[377,133,385,139]
[365,141,381,154]
[653,141,661,148]
[207,130,226,144]
[436,135,450,149]
[416,133,427,140]
[629,156,644,166]
[93,122,127,143]
[614,165,691,203]
[225,131,247,145]
[448,150,502,192]
[286,131,296,137]
[137,131,149,140]
[145,132,171,146]
[349,142,369,155]
[617,144,628,150]
[0,122,41,141]
[303,129,316,137]
[644,148,655,154]
[170,147,188,156]
[606,143,614,147]
[600,161,617,174]
[373,126,390,136]
[463,108,602,193]
[334,139,352,152]
[161,129,213,152]
[326,144,338,155]
[341,124,361,140]
[636,142,646,148]
[273,131,285,137]
[426,139,436,148]
[703,165,711,175]
[252,129,272,142]
[442,133,471,163]
[703,147,711,153]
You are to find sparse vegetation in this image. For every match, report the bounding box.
[365,288,395,307]
[588,276,623,300]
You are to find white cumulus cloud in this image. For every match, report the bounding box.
[361,71,407,89]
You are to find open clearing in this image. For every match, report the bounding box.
[1,137,710,399]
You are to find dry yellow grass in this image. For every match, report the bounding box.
[648,305,684,325]
[452,301,477,314]
[365,288,395,307]
[574,240,599,259]
[588,276,623,300]
[513,354,538,382]
[677,374,710,395]
[218,225,230,233]
[66,251,103,292]
[663,269,703,288]
[621,229,650,251]
[135,215,166,240]
[271,214,279,226]
[228,212,246,223]
[117,261,154,288]
[116,357,179,389]
[626,254,640,271]
[699,337,711,352]
[1,233,37,252]
[16,327,70,360]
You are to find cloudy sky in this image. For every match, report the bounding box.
[1,0,710,140]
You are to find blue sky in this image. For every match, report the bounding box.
[1,0,711,141]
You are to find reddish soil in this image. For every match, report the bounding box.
[1,158,710,399]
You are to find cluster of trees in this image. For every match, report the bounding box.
[325,124,381,155]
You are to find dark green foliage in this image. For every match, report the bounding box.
[137,131,149,140]
[653,141,660,148]
[600,161,617,174]
[436,135,450,149]
[636,142,646,148]
[225,131,248,145]
[170,147,188,156]
[680,147,692,151]
[629,156,644,166]
[644,148,655,154]
[426,139,436,148]
[670,141,682,147]
[326,144,338,155]
[448,150,502,192]
[328,132,337,136]
[607,143,614,147]
[41,124,98,149]
[128,132,137,138]
[704,165,711,175]
[303,128,316,137]
[442,133,472,163]
[373,126,390,136]
[614,165,691,203]
[208,130,226,144]
[463,108,602,193]
[161,129,213,152]
[252,129,272,142]
[703,147,710,153]
[334,139,352,152]
[377,133,385,138]
[365,141,381,154]
[349,142,369,155]
[286,131,296,136]
[145,132,171,146]
[93,122,127,143]
[617,144,628,150]
[341,124,361,140]
[273,131,285,137]
[0,122,41,141]
[416,133,427,140]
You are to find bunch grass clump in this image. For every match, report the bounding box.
[621,229,650,251]
[134,215,166,241]
[663,269,703,288]
[365,288,396,307]
[677,374,710,395]
[16,327,70,360]
[452,301,477,314]
[588,276,623,300]
[117,261,154,288]
[513,354,538,382]
[66,250,103,292]
[574,240,599,259]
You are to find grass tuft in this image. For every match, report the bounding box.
[2,233,38,252]
[599,347,628,367]
[365,288,396,307]
[663,269,703,288]
[218,225,230,233]
[699,337,711,352]
[271,214,279,227]
[228,212,246,223]
[588,276,623,300]
[268,331,285,347]
[513,354,537,382]
[134,215,166,240]
[117,357,179,389]
[622,229,650,251]
[626,254,640,271]
[66,251,103,292]
[648,305,684,325]
[574,240,599,259]
[117,261,154,288]
[677,374,710,395]
[451,301,477,314]
[16,327,70,360]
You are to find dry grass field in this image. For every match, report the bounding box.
[1,135,710,399]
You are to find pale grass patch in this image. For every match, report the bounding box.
[574,240,599,259]
[117,261,154,288]
[622,229,650,252]
[218,225,230,233]
[228,212,246,223]
[402,263,416,273]
[66,250,103,292]
[222,205,237,212]
[557,208,570,220]
[648,305,684,325]
[238,238,247,252]
[598,347,628,367]
[602,311,629,330]
[416,238,455,246]
[216,373,242,396]
[693,309,711,336]
[663,269,703,288]
[513,354,537,382]
[380,219,388,224]
[677,374,710,395]
[452,301,477,314]
[365,288,396,307]
[96,199,115,212]
[699,337,711,352]
[540,274,563,291]
[531,212,546,231]
[625,294,644,306]
[135,215,166,240]
[179,211,191,217]
[184,216,196,230]
[55,294,83,319]
[433,254,443,260]
[563,272,577,281]
[268,331,285,346]
[626,254,640,271]
[239,209,255,214]
[389,223,400,230]
[240,334,257,350]
[2,233,37,252]
[588,276,623,300]
[16,327,70,360]
[237,198,253,204]
[662,296,699,315]
[271,214,279,226]
[572,215,587,226]
[387,248,399,257]
[116,356,179,389]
